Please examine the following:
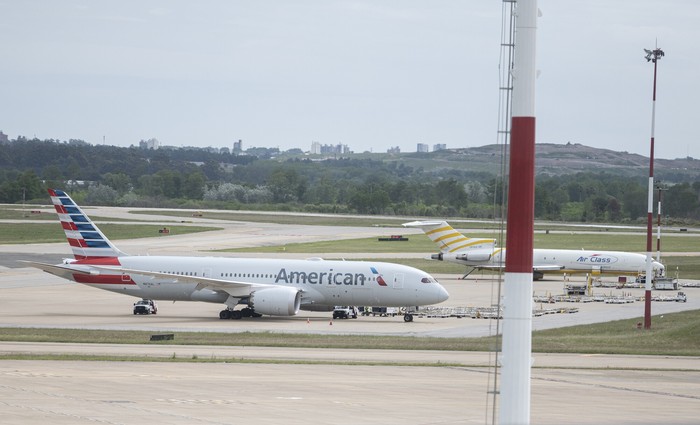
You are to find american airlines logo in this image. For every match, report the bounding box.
[275,268,368,286]
[576,254,618,264]
[370,266,387,286]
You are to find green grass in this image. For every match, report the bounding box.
[0,223,222,244]
[0,353,464,367]
[0,207,55,220]
[131,210,417,228]
[222,236,446,253]
[530,309,700,356]
[660,256,700,280]
[0,309,698,357]
[222,232,700,253]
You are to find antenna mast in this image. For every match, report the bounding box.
[499,0,538,423]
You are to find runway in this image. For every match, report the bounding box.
[1,212,699,424]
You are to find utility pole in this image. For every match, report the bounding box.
[499,0,538,423]
[643,46,664,329]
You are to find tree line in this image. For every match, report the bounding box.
[1,138,699,223]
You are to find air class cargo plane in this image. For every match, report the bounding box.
[25,190,449,322]
[403,220,665,280]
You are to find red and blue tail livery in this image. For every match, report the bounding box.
[48,189,126,260]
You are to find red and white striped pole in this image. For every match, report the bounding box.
[499,0,537,423]
[643,47,664,330]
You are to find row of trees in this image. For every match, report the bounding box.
[2,138,699,222]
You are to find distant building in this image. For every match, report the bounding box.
[233,139,243,153]
[387,146,401,154]
[220,147,231,154]
[417,143,429,153]
[312,142,350,155]
[433,143,446,151]
[0,131,8,144]
[139,138,160,150]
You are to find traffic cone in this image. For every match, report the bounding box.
[307,317,310,324]
[329,320,333,326]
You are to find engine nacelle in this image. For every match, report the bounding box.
[455,251,492,262]
[249,287,301,316]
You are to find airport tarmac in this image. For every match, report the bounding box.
[1,213,699,424]
[0,356,698,425]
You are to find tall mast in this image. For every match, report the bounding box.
[499,0,538,423]
[643,46,664,329]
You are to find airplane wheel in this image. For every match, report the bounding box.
[403,314,413,322]
[231,310,243,320]
[219,310,231,320]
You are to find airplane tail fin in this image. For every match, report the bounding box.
[403,220,496,253]
[48,189,128,260]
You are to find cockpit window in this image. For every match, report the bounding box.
[421,277,436,284]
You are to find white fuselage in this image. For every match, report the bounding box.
[442,248,664,276]
[72,256,449,308]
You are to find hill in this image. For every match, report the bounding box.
[391,143,699,181]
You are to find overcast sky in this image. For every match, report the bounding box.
[1,1,698,159]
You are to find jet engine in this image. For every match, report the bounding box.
[249,287,302,316]
[455,252,492,262]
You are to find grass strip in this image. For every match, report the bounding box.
[1,309,698,356]
[0,353,466,367]
[222,233,700,253]
[0,223,222,244]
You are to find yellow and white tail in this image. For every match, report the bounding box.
[48,189,127,260]
[403,221,496,253]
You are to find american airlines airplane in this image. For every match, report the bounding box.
[403,220,665,280]
[25,190,449,322]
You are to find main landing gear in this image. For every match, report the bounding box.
[219,307,262,320]
[403,313,414,322]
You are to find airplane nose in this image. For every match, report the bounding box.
[435,284,450,303]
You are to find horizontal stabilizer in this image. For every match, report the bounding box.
[20,260,98,276]
[402,220,446,228]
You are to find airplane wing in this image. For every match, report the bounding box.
[91,265,275,298]
[23,261,277,299]
[533,265,566,272]
[467,264,564,272]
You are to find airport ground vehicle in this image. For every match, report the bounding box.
[332,306,358,319]
[133,299,158,315]
[362,306,399,317]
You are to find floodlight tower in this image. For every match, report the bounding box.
[643,47,664,329]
